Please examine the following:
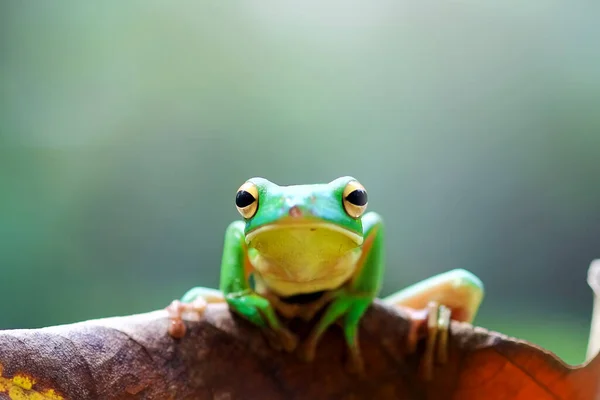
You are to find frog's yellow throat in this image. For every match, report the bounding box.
[246,222,363,297]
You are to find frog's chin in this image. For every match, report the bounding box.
[245,221,363,246]
[245,221,364,297]
[254,270,357,297]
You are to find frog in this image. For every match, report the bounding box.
[166,176,484,380]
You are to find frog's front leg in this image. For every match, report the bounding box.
[219,221,298,352]
[297,212,384,375]
[383,268,484,380]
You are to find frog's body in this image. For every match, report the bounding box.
[168,177,484,378]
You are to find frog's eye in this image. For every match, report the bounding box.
[343,180,368,218]
[236,181,259,219]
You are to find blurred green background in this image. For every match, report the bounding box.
[1,1,599,365]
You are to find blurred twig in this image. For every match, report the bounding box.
[587,259,600,361]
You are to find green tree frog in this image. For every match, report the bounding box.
[166,177,484,379]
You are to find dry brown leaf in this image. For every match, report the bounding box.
[0,301,598,400]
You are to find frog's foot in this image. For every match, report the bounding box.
[262,326,299,353]
[166,288,226,339]
[227,291,300,353]
[165,298,206,338]
[259,291,303,319]
[296,292,371,379]
[406,301,451,381]
[296,334,318,362]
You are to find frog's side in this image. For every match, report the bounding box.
[166,177,484,379]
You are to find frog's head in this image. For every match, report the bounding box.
[237,176,367,243]
[233,176,369,295]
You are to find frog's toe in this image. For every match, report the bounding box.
[344,344,366,377]
[168,318,187,339]
[262,328,284,351]
[166,300,188,338]
[261,326,298,353]
[418,301,451,381]
[436,304,451,364]
[191,296,209,313]
[278,327,299,353]
[296,338,317,362]
[419,302,437,380]
[405,307,427,355]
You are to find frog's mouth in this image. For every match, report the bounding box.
[245,222,363,296]
[245,221,363,245]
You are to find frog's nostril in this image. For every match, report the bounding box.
[289,206,302,218]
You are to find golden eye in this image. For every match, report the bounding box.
[235,181,259,219]
[343,180,368,218]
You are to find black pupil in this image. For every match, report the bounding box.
[345,189,368,206]
[236,190,256,208]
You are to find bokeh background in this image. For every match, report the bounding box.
[1,1,599,365]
